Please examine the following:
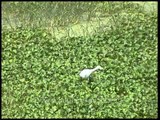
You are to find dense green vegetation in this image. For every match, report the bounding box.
[2,2,157,118]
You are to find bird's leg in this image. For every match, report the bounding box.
[87,77,89,84]
[88,76,92,84]
[88,76,94,90]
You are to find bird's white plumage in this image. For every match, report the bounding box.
[79,66,103,79]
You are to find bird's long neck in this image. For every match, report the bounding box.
[91,67,99,73]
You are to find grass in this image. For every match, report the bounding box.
[2,1,157,39]
[2,1,158,118]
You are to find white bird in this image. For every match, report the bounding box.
[79,66,103,79]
